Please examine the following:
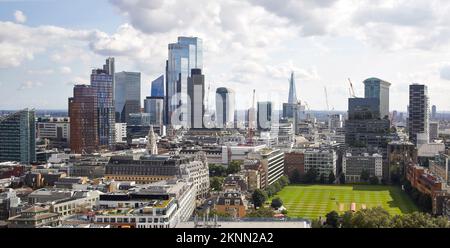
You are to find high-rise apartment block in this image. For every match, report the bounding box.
[408,84,429,145]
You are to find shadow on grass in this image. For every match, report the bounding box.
[353,185,418,213]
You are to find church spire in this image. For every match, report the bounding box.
[147,125,158,155]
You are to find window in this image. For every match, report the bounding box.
[139,218,146,223]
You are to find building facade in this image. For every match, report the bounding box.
[0,109,36,163]
[69,85,98,154]
[166,37,203,125]
[216,87,235,129]
[144,97,164,126]
[363,77,391,119]
[115,71,141,123]
[342,152,383,182]
[91,67,115,150]
[408,84,429,145]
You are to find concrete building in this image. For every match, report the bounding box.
[36,117,70,149]
[304,149,337,179]
[0,109,36,164]
[0,189,21,221]
[429,121,439,142]
[95,179,196,228]
[115,123,127,143]
[105,153,209,199]
[342,152,383,182]
[248,149,284,188]
[8,205,61,228]
[408,84,429,145]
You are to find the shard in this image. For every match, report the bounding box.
[288,71,297,104]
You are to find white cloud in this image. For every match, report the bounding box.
[60,66,72,74]
[14,10,27,24]
[18,80,42,90]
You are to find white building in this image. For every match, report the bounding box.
[115,123,127,143]
[95,179,196,228]
[342,152,383,182]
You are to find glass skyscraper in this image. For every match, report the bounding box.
[363,78,391,119]
[91,67,115,149]
[0,109,36,163]
[151,75,164,97]
[166,37,203,125]
[115,71,141,123]
[216,87,235,129]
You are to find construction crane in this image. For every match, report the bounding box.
[348,78,356,98]
[324,86,330,111]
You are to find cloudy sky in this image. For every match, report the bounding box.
[1,0,450,112]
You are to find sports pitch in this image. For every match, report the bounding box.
[271,184,419,220]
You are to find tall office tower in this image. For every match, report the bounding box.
[0,109,36,163]
[283,72,299,118]
[144,96,164,126]
[166,37,203,125]
[363,78,391,119]
[69,85,98,154]
[257,101,273,131]
[345,97,390,150]
[432,105,437,120]
[115,71,141,123]
[91,68,115,149]
[216,87,235,129]
[103,57,115,99]
[288,72,297,104]
[151,75,164,97]
[408,84,429,145]
[187,69,205,129]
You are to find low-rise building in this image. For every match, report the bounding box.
[95,179,196,228]
[303,148,337,179]
[342,152,383,182]
[214,191,247,218]
[248,149,284,188]
[8,205,61,228]
[105,153,209,199]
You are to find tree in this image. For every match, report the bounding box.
[325,211,340,228]
[369,176,379,185]
[210,177,224,191]
[305,168,318,183]
[226,160,242,175]
[319,173,326,184]
[360,169,370,182]
[339,173,346,184]
[279,176,290,187]
[350,207,391,228]
[290,169,302,184]
[252,189,268,208]
[271,197,283,209]
[247,207,274,218]
[209,164,226,177]
[328,171,336,184]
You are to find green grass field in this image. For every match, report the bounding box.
[270,184,418,220]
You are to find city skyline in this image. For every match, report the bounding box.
[2,1,450,112]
